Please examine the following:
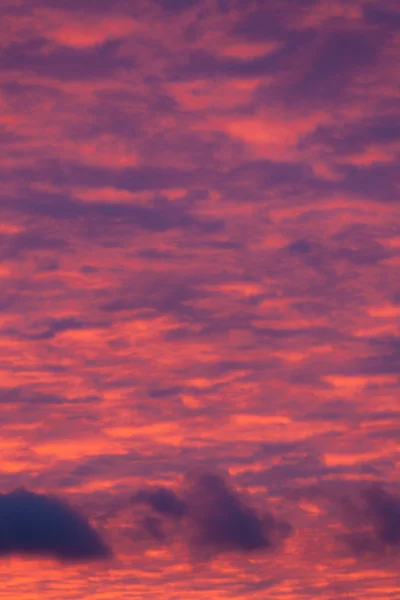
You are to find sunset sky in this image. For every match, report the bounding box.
[0,0,399,598]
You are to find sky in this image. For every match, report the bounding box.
[0,0,399,598]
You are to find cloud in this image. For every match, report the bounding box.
[156,0,201,12]
[338,163,399,203]
[185,472,291,556]
[5,162,191,195]
[296,29,382,102]
[0,38,132,80]
[363,485,400,546]
[134,487,188,519]
[142,516,165,541]
[168,48,286,81]
[34,0,116,12]
[0,387,64,406]
[0,230,67,261]
[135,471,292,559]
[340,484,400,555]
[0,488,112,562]
[230,4,303,41]
[303,114,400,155]
[364,4,400,30]
[102,274,206,319]
[3,187,223,235]
[3,316,84,341]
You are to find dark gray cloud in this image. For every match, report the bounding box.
[0,39,132,80]
[225,158,313,189]
[305,30,381,87]
[3,317,85,341]
[0,231,67,261]
[2,189,223,234]
[168,48,287,81]
[62,161,203,191]
[363,486,400,546]
[339,485,400,555]
[148,386,184,398]
[332,224,390,265]
[355,352,400,376]
[134,487,187,519]
[0,387,64,405]
[363,336,400,375]
[301,114,400,155]
[338,163,400,203]
[142,516,165,541]
[186,472,291,556]
[136,472,292,558]
[156,0,201,12]
[230,3,316,41]
[101,274,209,321]
[364,4,400,30]
[0,489,111,561]
[287,227,390,269]
[270,24,388,112]
[4,0,116,13]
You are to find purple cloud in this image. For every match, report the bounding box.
[0,489,111,562]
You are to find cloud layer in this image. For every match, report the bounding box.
[0,0,399,597]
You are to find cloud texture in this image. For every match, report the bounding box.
[0,0,399,597]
